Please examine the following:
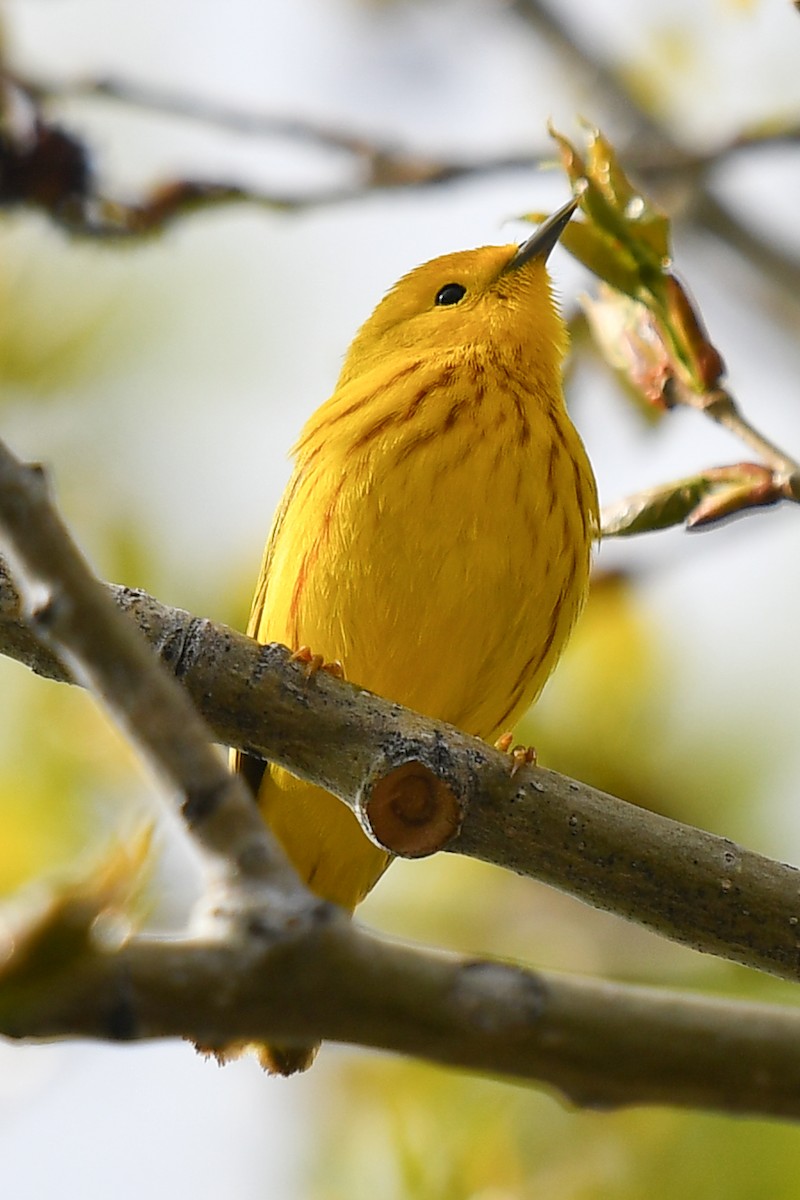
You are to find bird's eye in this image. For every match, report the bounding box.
[435,282,466,306]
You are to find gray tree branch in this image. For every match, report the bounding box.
[0,446,314,911]
[5,904,800,1120]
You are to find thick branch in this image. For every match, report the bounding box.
[3,558,800,984]
[5,907,800,1119]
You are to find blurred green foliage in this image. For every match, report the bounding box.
[0,664,148,895]
[313,1055,800,1200]
[525,572,763,835]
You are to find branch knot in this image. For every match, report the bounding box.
[358,758,463,857]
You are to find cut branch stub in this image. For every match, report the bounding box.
[358,759,463,857]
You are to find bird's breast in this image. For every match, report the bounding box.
[261,360,596,738]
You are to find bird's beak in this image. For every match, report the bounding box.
[503,196,578,273]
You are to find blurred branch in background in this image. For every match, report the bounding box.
[1,67,552,232]
[2,39,800,305]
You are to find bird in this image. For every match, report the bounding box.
[233,197,598,1073]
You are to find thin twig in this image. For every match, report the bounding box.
[675,383,800,496]
[598,381,800,535]
[5,61,800,305]
[4,67,551,234]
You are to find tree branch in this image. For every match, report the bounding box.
[2,551,800,984]
[2,67,550,236]
[0,445,313,915]
[5,898,800,1119]
[4,56,800,310]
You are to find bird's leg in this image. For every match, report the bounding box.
[494,731,537,777]
[290,645,345,680]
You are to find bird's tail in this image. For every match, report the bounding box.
[258,1042,319,1076]
[230,755,390,1076]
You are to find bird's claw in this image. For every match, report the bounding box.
[494,731,538,777]
[290,645,345,679]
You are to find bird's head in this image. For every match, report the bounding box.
[337,198,577,387]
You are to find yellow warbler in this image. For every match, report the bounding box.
[235,198,598,1072]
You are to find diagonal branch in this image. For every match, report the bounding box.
[0,443,310,914]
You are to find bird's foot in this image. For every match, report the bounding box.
[494,731,537,778]
[290,645,345,680]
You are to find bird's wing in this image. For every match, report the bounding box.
[229,467,305,789]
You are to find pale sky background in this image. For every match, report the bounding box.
[2,1,800,1196]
